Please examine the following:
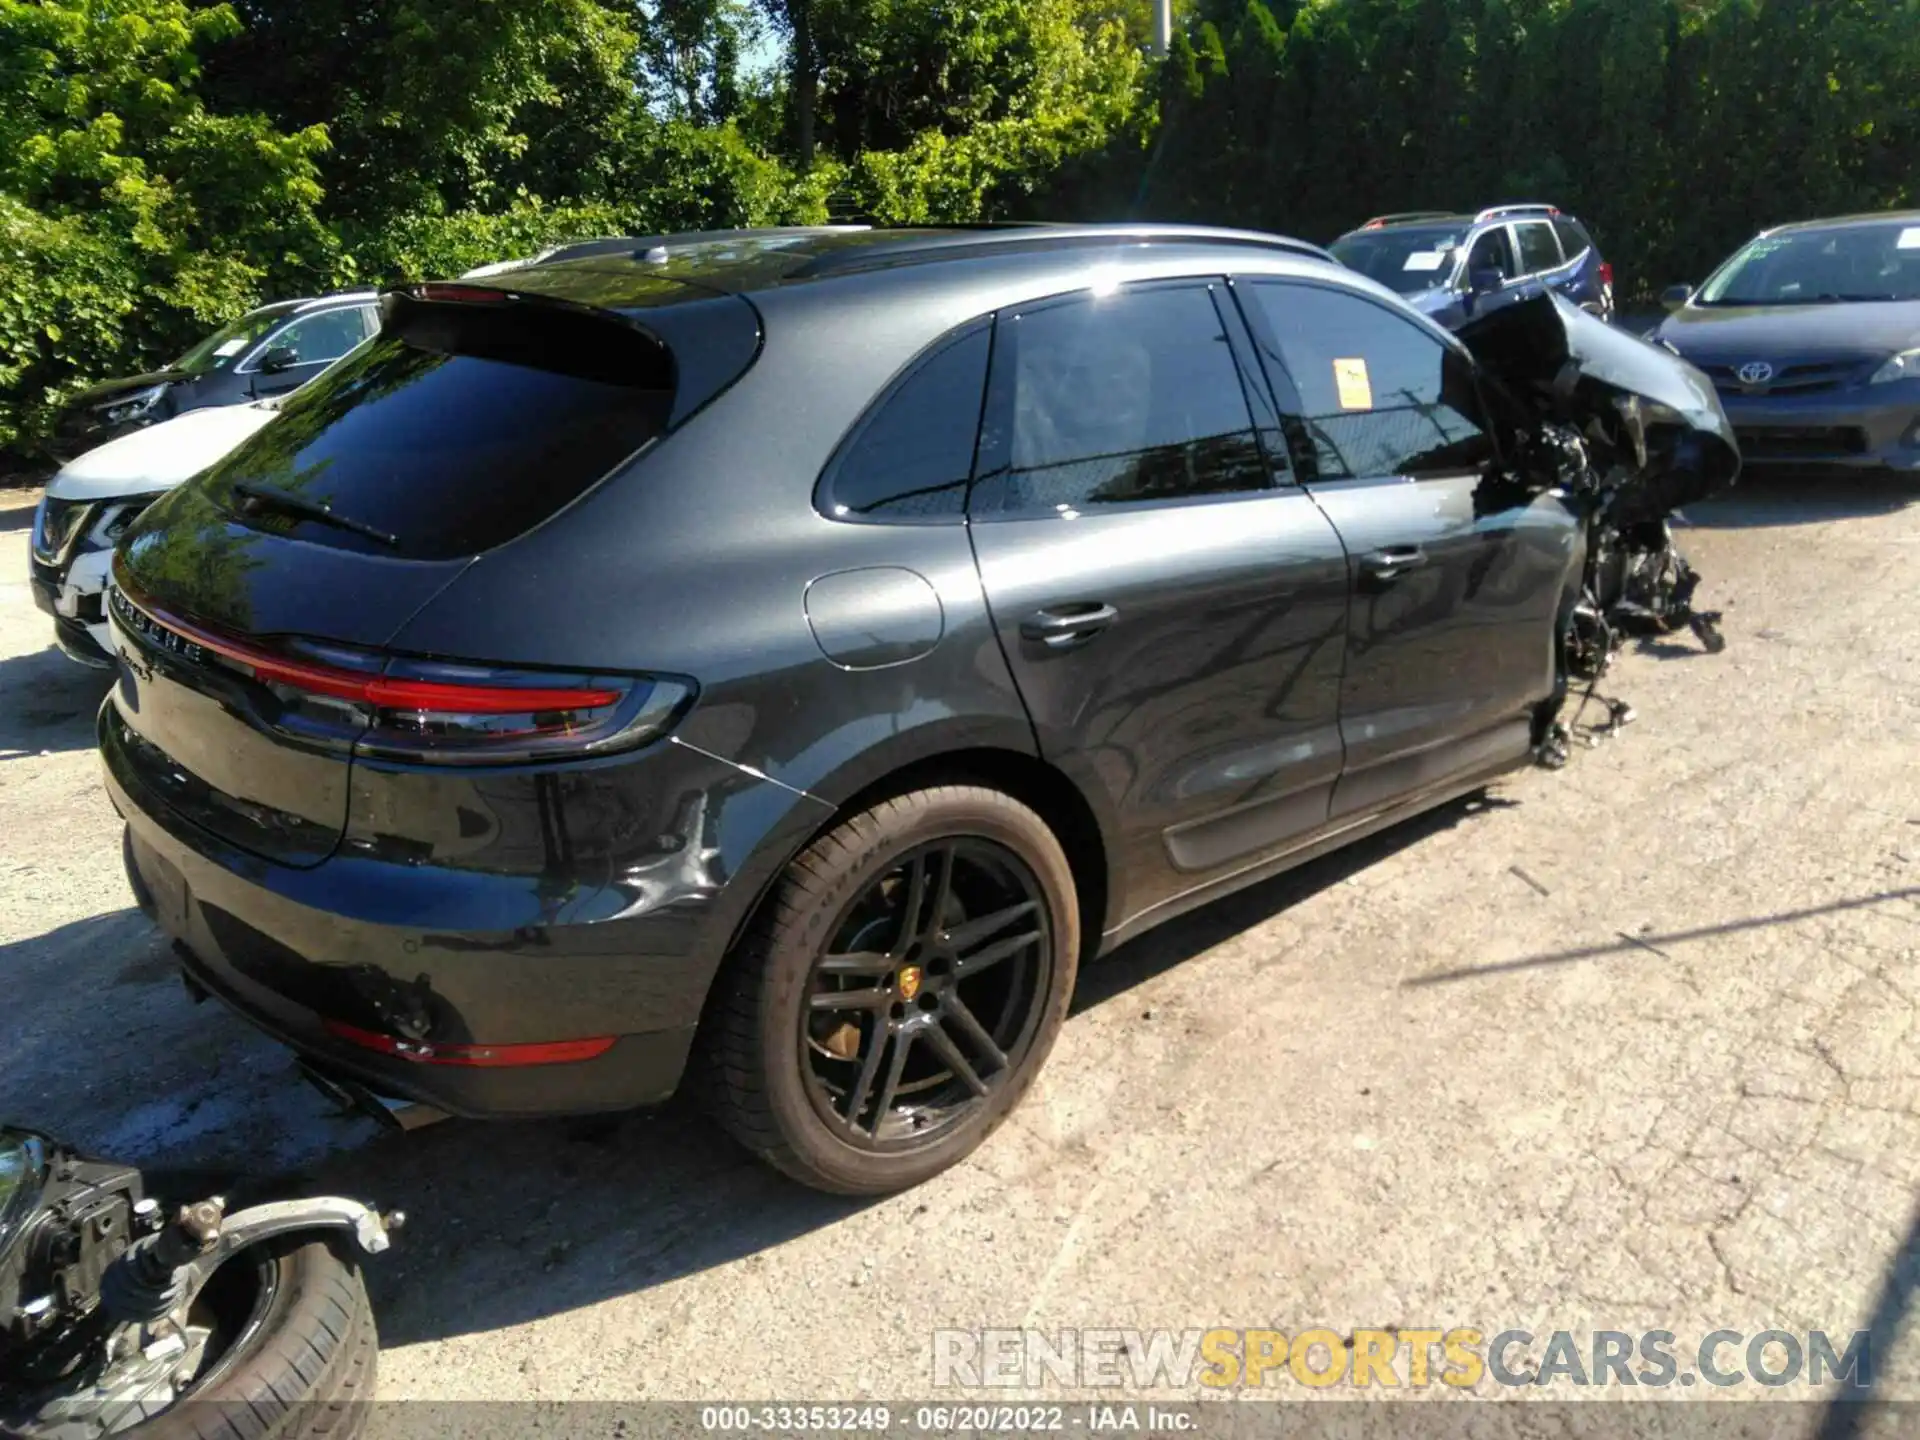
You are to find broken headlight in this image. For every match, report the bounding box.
[100,383,167,426]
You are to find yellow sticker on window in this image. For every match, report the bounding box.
[1333,357,1373,411]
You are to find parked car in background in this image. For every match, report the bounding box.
[31,402,281,665]
[1653,212,1920,474]
[101,224,1723,1197]
[1329,204,1614,329]
[49,292,378,462]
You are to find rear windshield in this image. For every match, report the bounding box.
[1328,227,1465,294]
[196,294,676,560]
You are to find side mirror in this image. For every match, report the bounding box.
[1660,283,1694,310]
[258,345,300,374]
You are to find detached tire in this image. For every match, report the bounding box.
[141,1235,377,1440]
[704,785,1080,1195]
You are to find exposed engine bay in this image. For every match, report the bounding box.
[1456,293,1742,765]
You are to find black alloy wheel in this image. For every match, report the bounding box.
[801,838,1051,1147]
[703,785,1081,1194]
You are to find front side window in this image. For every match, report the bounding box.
[1465,228,1517,281]
[1514,222,1564,276]
[970,281,1269,516]
[1245,281,1495,481]
[817,323,990,523]
[253,306,377,369]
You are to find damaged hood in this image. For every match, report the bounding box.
[1459,292,1740,516]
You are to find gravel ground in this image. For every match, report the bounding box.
[3,474,1919,1417]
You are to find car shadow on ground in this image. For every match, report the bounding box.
[0,505,38,534]
[0,646,113,758]
[7,788,1510,1347]
[1814,1194,1920,1438]
[1684,469,1918,529]
[278,789,1512,1347]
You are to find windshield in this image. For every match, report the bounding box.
[1697,222,1920,305]
[171,308,289,376]
[1329,227,1465,294]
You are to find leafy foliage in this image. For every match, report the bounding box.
[6,0,1920,463]
[1113,0,1920,298]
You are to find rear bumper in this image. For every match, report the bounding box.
[104,703,834,1119]
[1717,385,1920,469]
[123,820,697,1117]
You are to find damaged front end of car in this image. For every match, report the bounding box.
[1458,293,1742,765]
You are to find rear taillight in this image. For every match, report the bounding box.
[110,572,692,764]
[1599,261,1614,288]
[324,1021,615,1066]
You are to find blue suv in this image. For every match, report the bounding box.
[1329,204,1614,330]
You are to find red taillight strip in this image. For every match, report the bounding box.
[325,1020,616,1068]
[115,586,619,714]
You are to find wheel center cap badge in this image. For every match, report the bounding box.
[896,964,923,1001]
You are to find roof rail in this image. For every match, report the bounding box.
[1359,211,1457,230]
[789,223,1334,279]
[1474,203,1561,223]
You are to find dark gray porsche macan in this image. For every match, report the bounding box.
[104,224,1711,1194]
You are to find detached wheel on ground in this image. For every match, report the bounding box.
[705,785,1081,1194]
[140,1235,377,1440]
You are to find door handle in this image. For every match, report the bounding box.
[1359,546,1428,584]
[1020,603,1118,649]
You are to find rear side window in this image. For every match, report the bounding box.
[817,322,990,523]
[970,280,1269,516]
[1513,222,1564,275]
[197,294,675,560]
[1246,280,1495,480]
[1552,216,1592,260]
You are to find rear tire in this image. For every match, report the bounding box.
[140,1236,377,1440]
[702,785,1080,1195]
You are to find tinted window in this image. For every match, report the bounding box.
[971,282,1268,515]
[1514,222,1564,275]
[258,307,375,368]
[1247,281,1495,480]
[198,296,674,560]
[1551,217,1592,260]
[818,324,989,523]
[1466,228,1517,280]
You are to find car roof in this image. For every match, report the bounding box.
[1764,210,1920,237]
[454,224,1340,316]
[239,292,377,321]
[1340,205,1585,238]
[287,290,378,313]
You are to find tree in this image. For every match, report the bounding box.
[0,0,331,452]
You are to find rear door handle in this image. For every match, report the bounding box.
[1359,546,1428,584]
[1020,603,1118,649]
